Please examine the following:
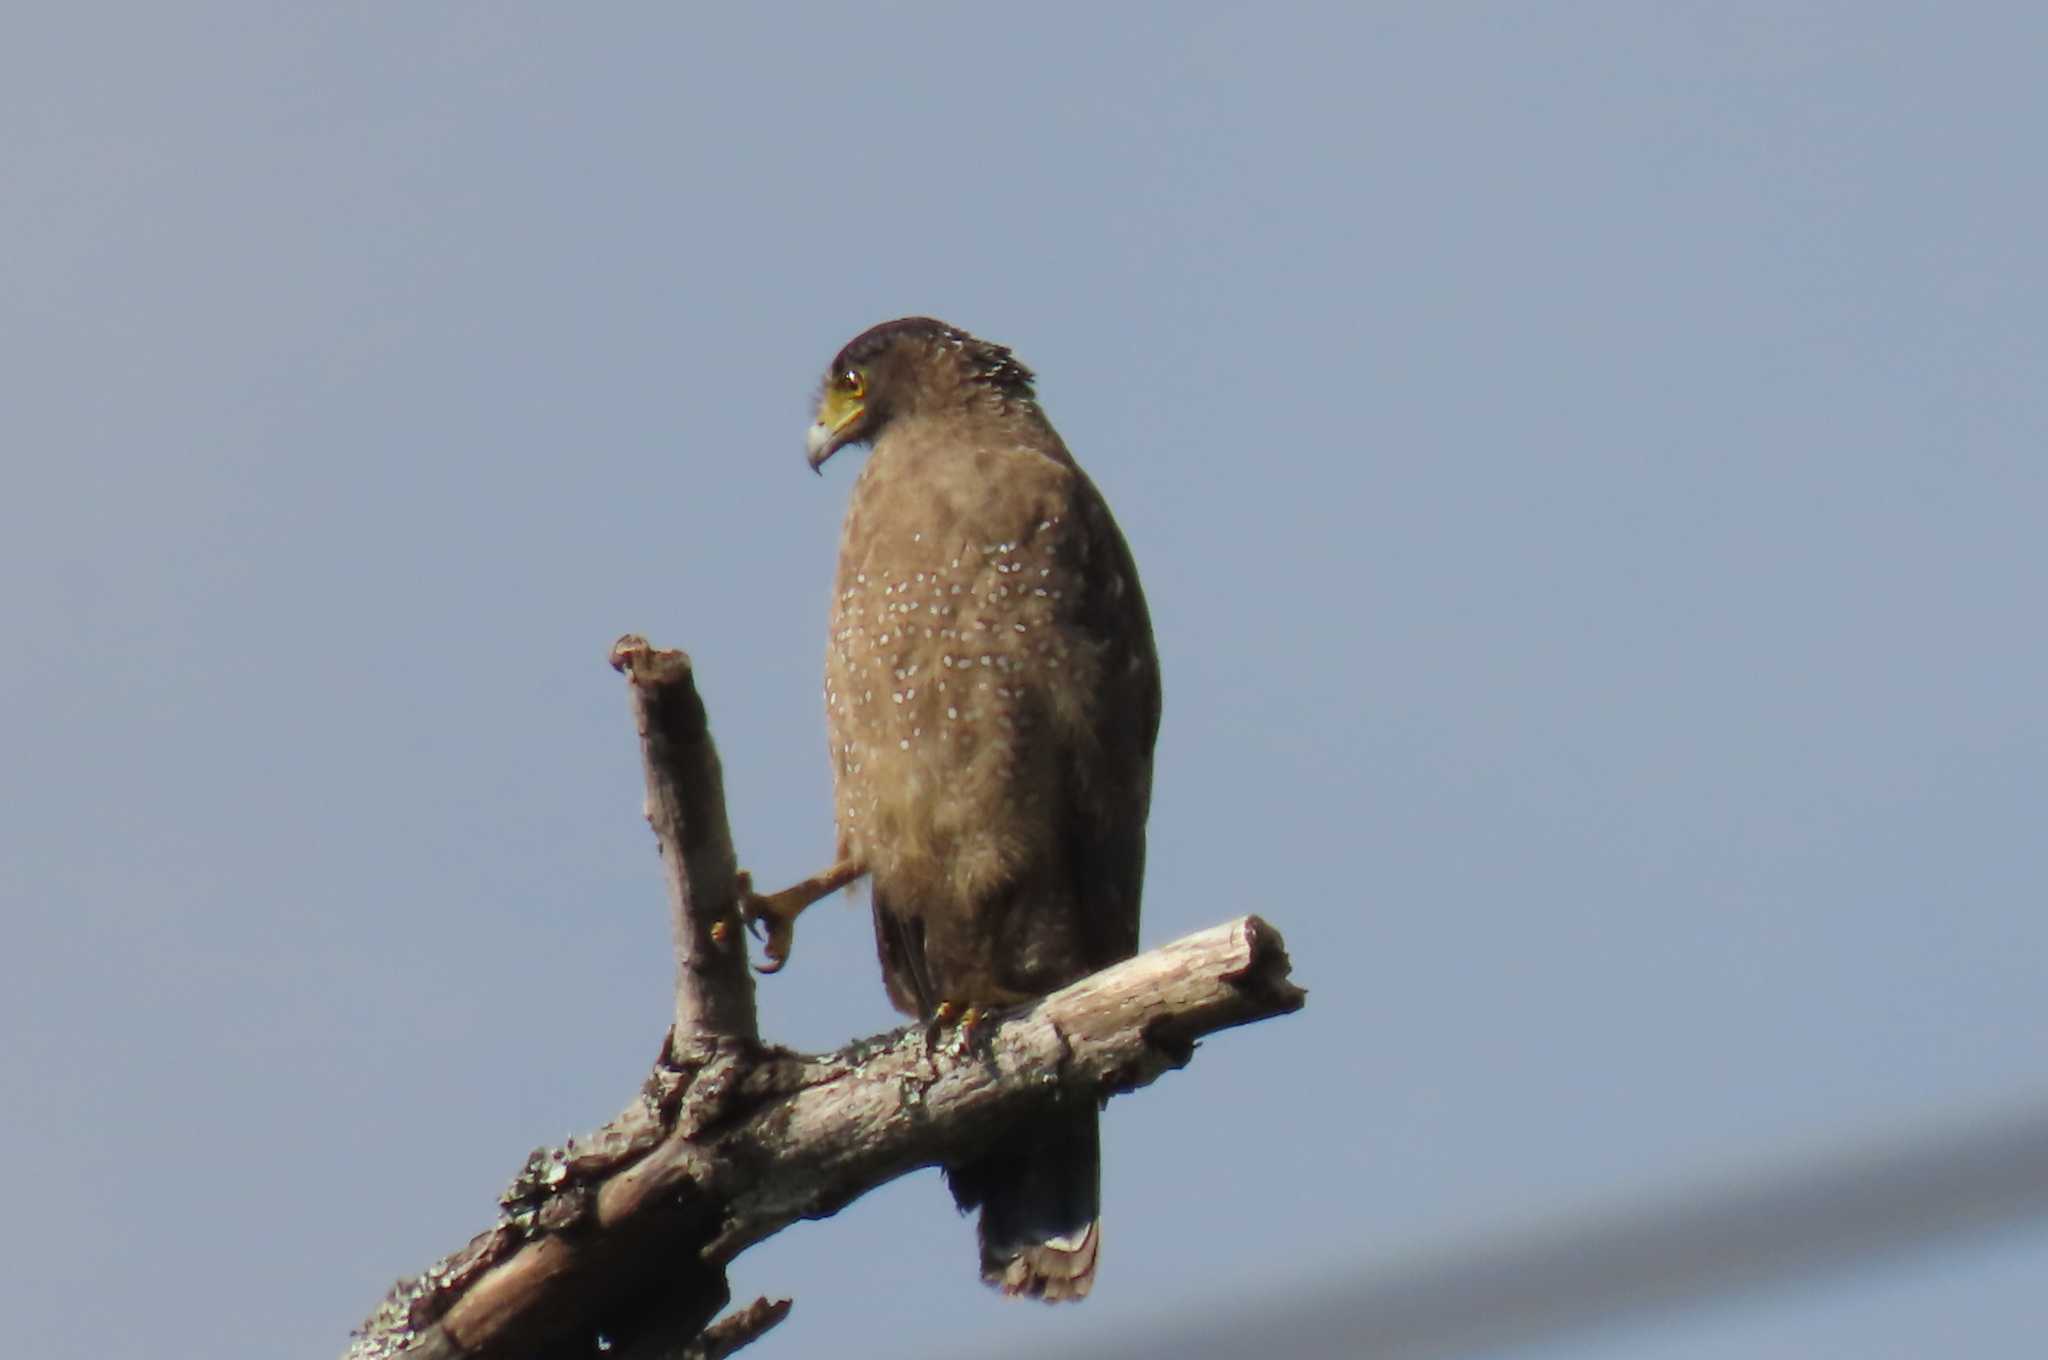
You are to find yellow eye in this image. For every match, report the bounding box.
[834,368,866,398]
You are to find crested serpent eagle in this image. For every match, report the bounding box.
[750,317,1161,1300]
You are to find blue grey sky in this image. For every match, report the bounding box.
[6,5,2046,1357]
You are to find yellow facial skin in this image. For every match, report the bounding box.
[806,369,868,470]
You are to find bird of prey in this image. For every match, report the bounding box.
[748,317,1161,1301]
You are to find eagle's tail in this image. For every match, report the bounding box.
[947,1103,1102,1302]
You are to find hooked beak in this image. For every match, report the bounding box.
[805,408,864,473]
[805,420,842,474]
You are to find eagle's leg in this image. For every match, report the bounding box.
[739,857,865,973]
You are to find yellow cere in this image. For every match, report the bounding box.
[818,368,867,436]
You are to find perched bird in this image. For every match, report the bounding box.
[754,317,1161,1300]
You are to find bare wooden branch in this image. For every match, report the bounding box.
[348,916,1302,1360]
[680,1297,793,1360]
[344,639,1305,1360]
[609,636,757,1047]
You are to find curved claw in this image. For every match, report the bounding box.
[737,872,797,974]
[752,919,794,975]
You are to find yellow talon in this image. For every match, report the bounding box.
[924,1002,988,1055]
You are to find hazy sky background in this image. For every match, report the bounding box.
[6,5,2046,1358]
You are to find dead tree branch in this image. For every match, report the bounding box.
[612,636,758,1048]
[344,639,1305,1360]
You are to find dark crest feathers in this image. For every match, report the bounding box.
[831,316,1037,399]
